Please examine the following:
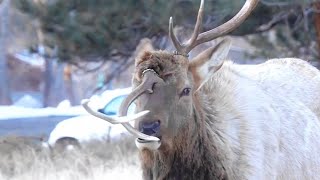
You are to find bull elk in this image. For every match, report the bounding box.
[83,0,320,179]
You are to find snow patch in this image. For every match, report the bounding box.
[14,52,44,67]
[57,100,71,109]
[13,95,42,108]
[0,106,88,120]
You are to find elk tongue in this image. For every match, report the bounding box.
[137,138,154,143]
[135,138,161,150]
[135,128,161,150]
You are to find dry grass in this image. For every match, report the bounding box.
[0,136,142,180]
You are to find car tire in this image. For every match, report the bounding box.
[54,137,81,151]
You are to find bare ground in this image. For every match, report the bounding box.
[0,136,142,180]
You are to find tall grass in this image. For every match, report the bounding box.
[0,136,142,180]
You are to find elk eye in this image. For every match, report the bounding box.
[180,88,191,97]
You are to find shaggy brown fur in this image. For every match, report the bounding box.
[135,51,187,82]
[139,118,228,180]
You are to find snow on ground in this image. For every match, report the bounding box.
[13,94,43,108]
[0,105,88,120]
[14,51,45,66]
[0,87,132,120]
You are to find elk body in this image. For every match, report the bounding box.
[132,51,320,180]
[237,58,320,119]
[83,0,320,179]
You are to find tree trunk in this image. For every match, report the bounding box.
[314,1,320,67]
[51,62,67,106]
[64,64,77,105]
[43,47,70,107]
[0,0,12,105]
[43,57,54,107]
[36,23,56,107]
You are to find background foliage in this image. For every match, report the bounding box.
[12,0,312,62]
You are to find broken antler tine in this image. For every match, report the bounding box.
[169,16,183,53]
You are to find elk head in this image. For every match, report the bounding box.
[83,0,258,151]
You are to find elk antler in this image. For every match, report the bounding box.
[81,69,163,142]
[118,69,164,142]
[82,99,159,141]
[169,0,259,56]
[82,99,149,124]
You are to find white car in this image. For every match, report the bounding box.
[47,88,136,148]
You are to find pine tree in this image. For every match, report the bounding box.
[12,0,320,64]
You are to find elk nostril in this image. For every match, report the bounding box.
[142,120,160,129]
[153,120,160,128]
[140,120,161,135]
[152,120,161,132]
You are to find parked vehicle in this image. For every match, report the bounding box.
[47,88,135,148]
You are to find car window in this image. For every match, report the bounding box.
[100,95,135,115]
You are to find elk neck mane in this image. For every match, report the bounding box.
[140,97,229,180]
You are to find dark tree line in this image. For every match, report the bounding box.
[12,0,320,64]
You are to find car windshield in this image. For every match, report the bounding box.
[100,95,135,116]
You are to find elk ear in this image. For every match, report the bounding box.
[189,38,231,90]
[134,38,155,66]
